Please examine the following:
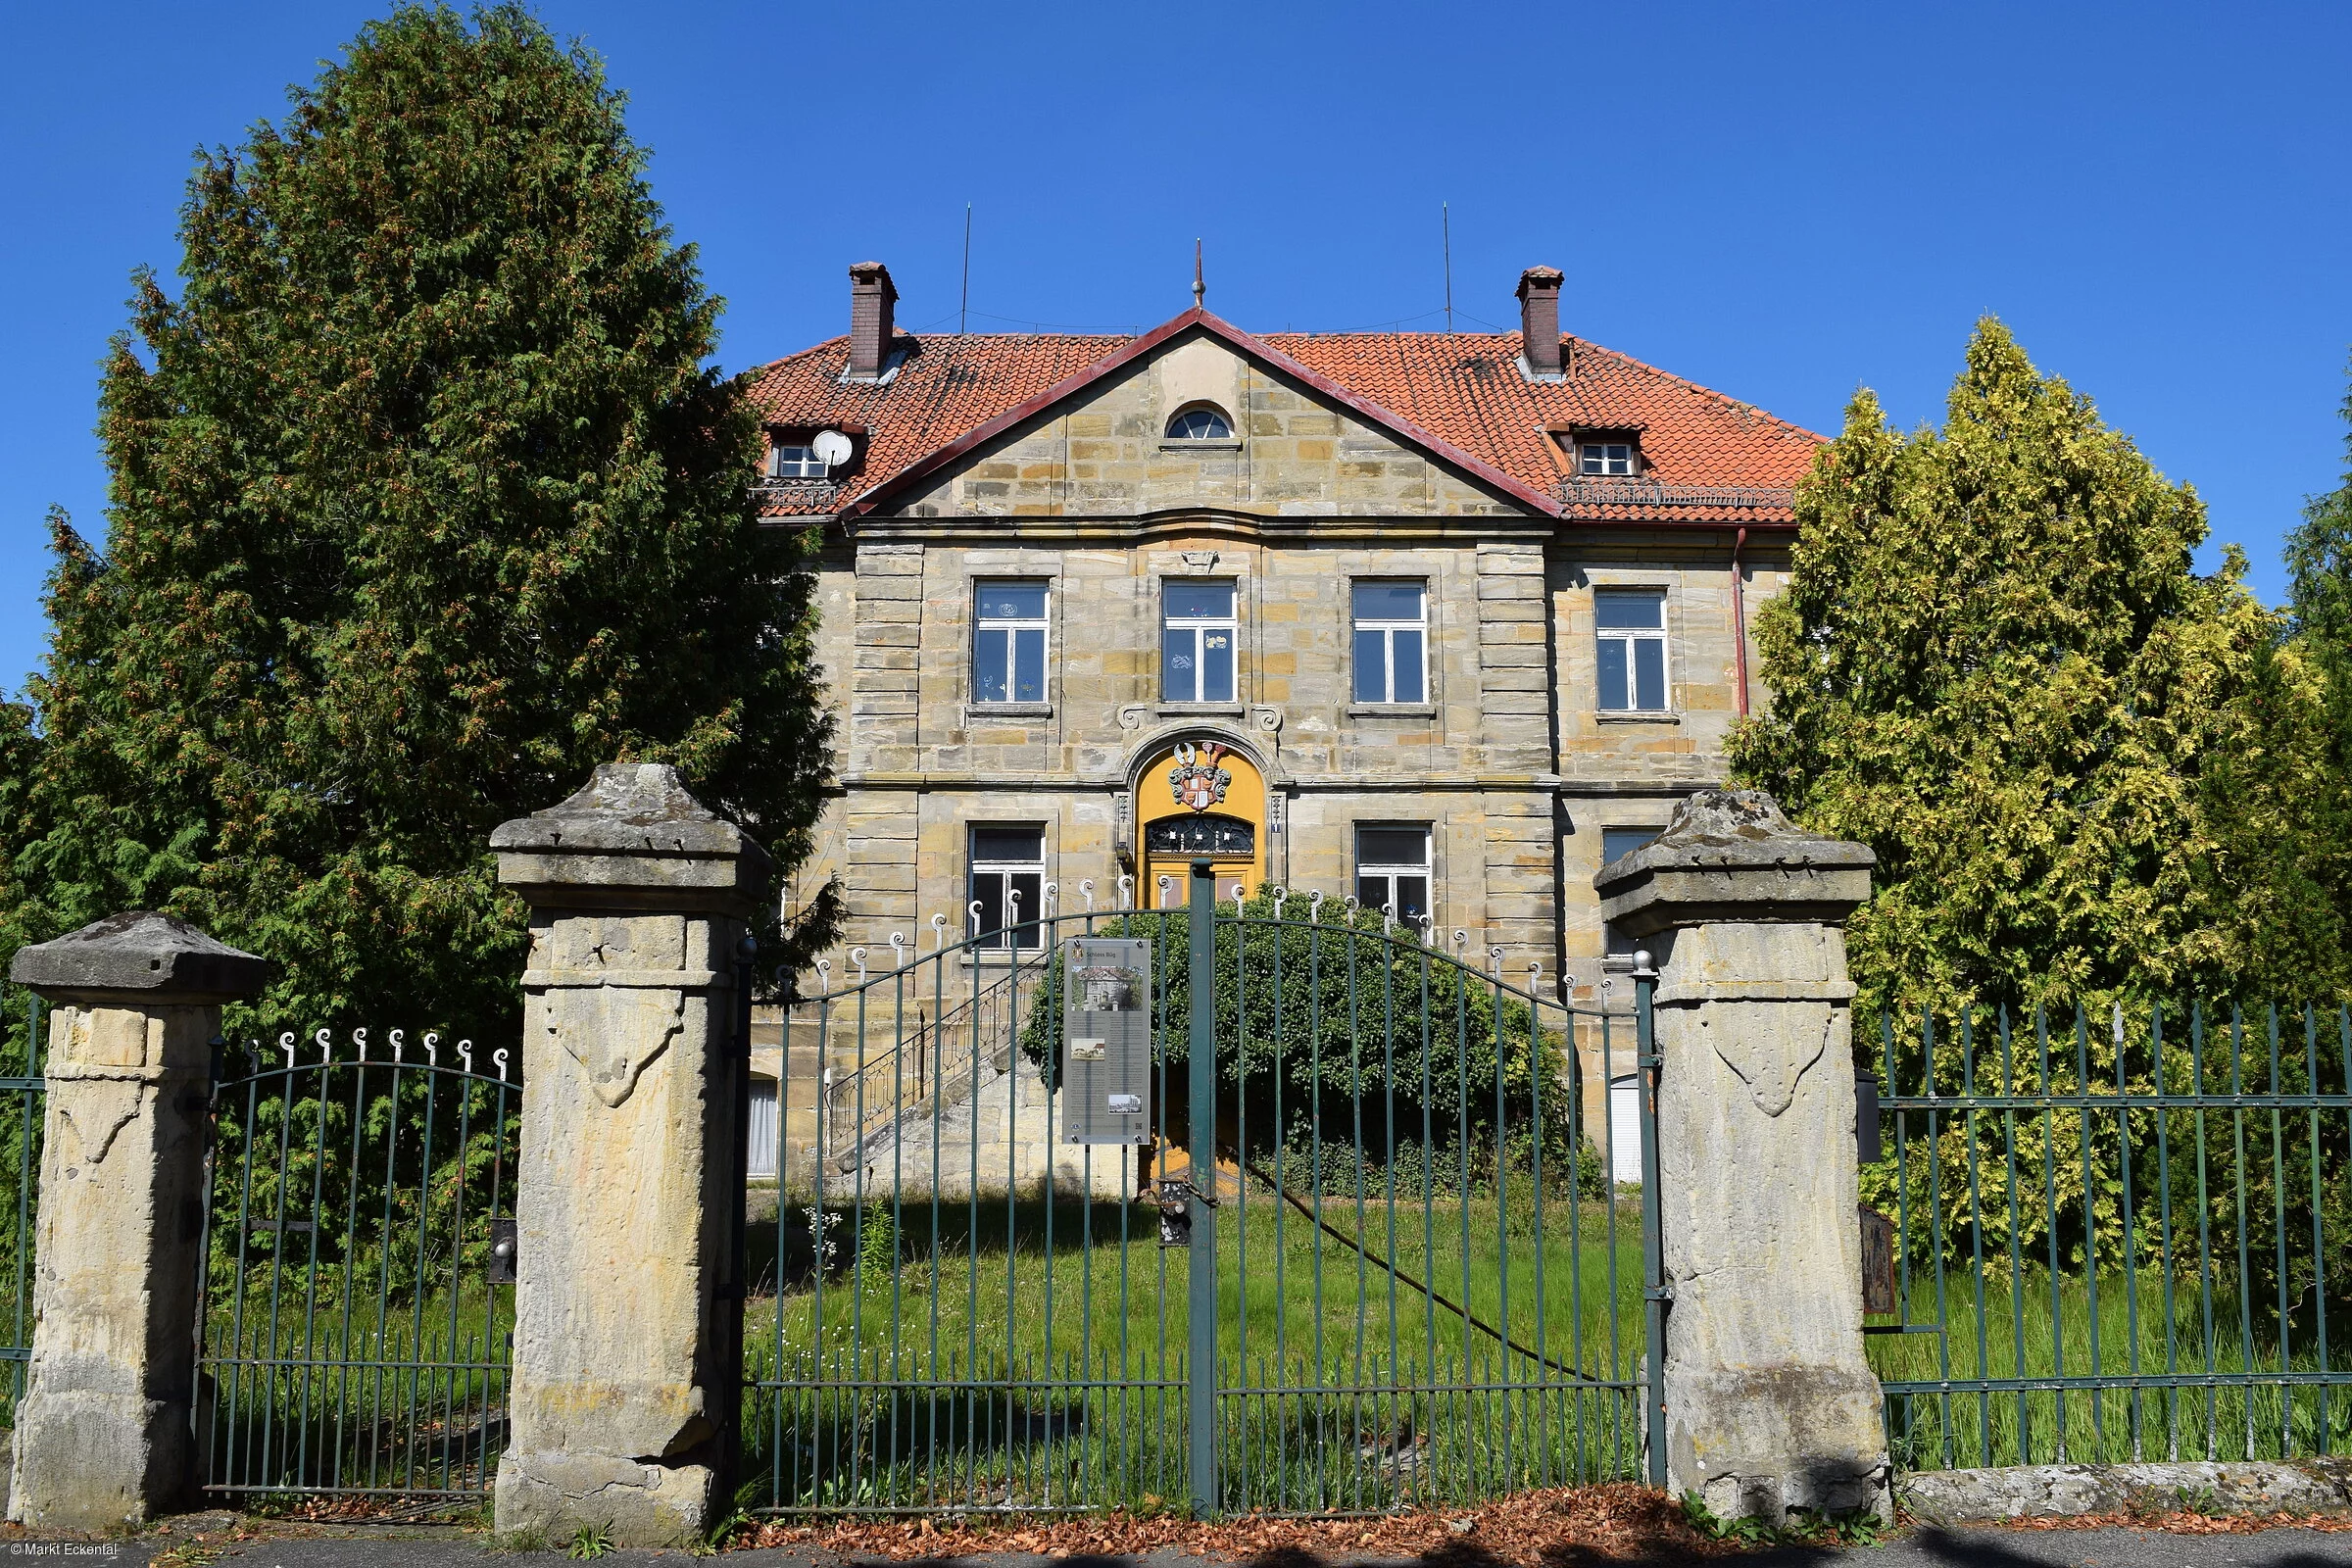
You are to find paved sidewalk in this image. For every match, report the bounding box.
[20,1524,2352,1568]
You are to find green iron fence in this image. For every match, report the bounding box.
[1867,1000,2352,1471]
[742,863,1656,1517]
[196,1027,519,1503]
[0,981,42,1428]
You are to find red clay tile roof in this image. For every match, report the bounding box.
[744,308,1821,525]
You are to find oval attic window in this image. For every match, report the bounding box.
[1166,407,1233,440]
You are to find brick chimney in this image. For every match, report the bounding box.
[847,261,898,379]
[1517,267,1565,380]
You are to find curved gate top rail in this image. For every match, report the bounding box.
[198,1025,520,1505]
[796,885,1603,1017]
[743,878,1659,1518]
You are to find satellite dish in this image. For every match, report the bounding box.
[810,429,853,468]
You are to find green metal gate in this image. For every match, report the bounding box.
[1866,999,2352,1471]
[0,983,43,1430]
[743,861,1655,1516]
[195,1027,519,1503]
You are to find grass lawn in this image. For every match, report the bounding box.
[740,1184,1649,1513]
[195,1264,513,1497]
[1870,1263,2352,1471]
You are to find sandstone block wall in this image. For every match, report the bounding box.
[779,328,1792,1164]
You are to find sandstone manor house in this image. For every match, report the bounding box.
[742,261,1819,1177]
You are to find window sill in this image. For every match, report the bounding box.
[964,703,1054,721]
[1156,703,1245,718]
[1348,702,1440,719]
[1594,710,1680,724]
[1157,439,1244,453]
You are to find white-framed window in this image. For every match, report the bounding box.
[1601,826,1662,962]
[1355,823,1433,924]
[1595,588,1668,711]
[1579,439,1637,476]
[1161,580,1236,702]
[1165,406,1234,440]
[969,825,1045,950]
[769,440,827,478]
[973,580,1048,705]
[1351,580,1427,704]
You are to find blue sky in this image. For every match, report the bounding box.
[3,2,2348,701]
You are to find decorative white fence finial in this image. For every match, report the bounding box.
[315,1027,332,1061]
[1080,878,1096,912]
[930,912,948,953]
[1382,901,1396,935]
[890,931,907,968]
[1044,880,1058,915]
[423,1032,440,1065]
[389,1028,406,1062]
[815,957,832,996]
[458,1040,474,1073]
[493,1047,511,1080]
[851,948,868,984]
[1489,946,1504,977]
[1117,874,1134,910]
[279,1033,297,1069]
[1308,890,1326,923]
[968,901,984,937]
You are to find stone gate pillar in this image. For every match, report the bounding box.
[1594,788,1886,1523]
[490,763,770,1546]
[6,912,267,1530]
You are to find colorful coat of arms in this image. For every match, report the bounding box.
[1168,742,1232,812]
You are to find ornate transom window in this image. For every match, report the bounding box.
[1145,814,1255,857]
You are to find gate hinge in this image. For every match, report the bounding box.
[1642,1285,1675,1301]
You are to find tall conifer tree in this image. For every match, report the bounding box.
[1729,319,2270,1005]
[2204,357,2352,997]
[5,4,833,1034]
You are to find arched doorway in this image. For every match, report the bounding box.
[1138,740,1265,908]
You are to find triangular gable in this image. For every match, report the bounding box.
[839,308,1565,520]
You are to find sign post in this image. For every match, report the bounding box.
[1185,858,1219,1517]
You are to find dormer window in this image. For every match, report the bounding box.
[769,441,826,479]
[1165,406,1234,441]
[1579,439,1637,477]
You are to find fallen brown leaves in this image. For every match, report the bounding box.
[1998,1507,2352,1536]
[727,1485,1735,1564]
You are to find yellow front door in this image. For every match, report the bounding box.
[1145,849,1253,909]
[1138,741,1264,911]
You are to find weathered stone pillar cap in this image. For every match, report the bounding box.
[8,910,269,1004]
[1595,788,1874,939]
[493,762,774,913]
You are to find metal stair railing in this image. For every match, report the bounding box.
[821,946,1051,1164]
